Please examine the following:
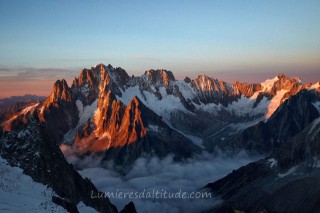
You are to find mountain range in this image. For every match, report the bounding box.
[0,94,45,123]
[1,63,320,212]
[205,89,320,212]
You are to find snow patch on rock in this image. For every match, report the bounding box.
[261,76,279,91]
[309,117,320,136]
[278,165,299,178]
[118,86,188,121]
[63,99,98,144]
[265,89,289,119]
[267,158,278,168]
[227,94,267,117]
[175,80,196,100]
[77,202,97,213]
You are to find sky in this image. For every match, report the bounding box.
[0,0,320,98]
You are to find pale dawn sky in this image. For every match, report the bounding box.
[0,0,319,97]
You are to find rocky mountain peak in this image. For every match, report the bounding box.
[119,96,147,145]
[47,79,72,103]
[108,67,130,87]
[71,63,129,105]
[77,68,98,86]
[94,63,112,70]
[194,74,211,82]
[192,75,232,97]
[91,63,114,83]
[277,73,287,79]
[277,73,300,83]
[96,64,129,86]
[73,63,128,88]
[143,69,175,86]
[184,76,191,83]
[268,73,301,96]
[276,73,301,82]
[40,78,78,143]
[258,73,302,101]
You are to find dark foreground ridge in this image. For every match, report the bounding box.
[0,119,136,213]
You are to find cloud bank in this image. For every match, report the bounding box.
[69,152,261,213]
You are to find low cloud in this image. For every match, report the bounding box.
[67,151,261,213]
[0,67,79,81]
[0,67,80,98]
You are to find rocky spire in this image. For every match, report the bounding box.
[47,79,72,103]
[114,96,147,146]
[94,90,125,136]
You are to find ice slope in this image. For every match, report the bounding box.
[117,86,188,120]
[63,99,98,144]
[0,157,65,212]
[0,157,97,212]
[261,76,279,91]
